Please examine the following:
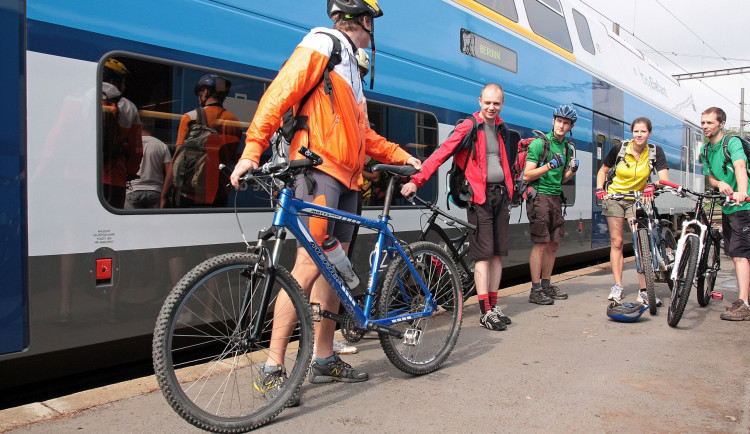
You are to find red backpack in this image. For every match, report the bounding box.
[510,130,548,208]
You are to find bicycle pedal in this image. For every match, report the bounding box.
[403,328,422,346]
[310,303,322,322]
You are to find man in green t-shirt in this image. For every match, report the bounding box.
[522,105,579,305]
[700,106,750,321]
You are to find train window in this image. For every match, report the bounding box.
[460,28,519,73]
[98,54,275,211]
[572,9,595,55]
[475,0,519,22]
[365,101,439,207]
[522,0,573,52]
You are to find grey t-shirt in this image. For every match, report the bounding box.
[484,123,504,184]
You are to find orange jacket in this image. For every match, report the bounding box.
[240,28,411,190]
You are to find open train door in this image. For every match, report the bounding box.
[591,113,625,249]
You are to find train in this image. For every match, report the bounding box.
[0,0,705,397]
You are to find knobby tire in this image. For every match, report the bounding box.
[668,236,699,327]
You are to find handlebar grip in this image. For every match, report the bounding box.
[660,180,680,189]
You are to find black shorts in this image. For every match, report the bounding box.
[722,209,750,259]
[467,184,510,261]
[526,193,565,243]
[294,169,358,247]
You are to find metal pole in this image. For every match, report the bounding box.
[741,88,746,137]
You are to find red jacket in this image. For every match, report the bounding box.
[410,111,514,205]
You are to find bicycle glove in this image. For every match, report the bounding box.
[548,153,564,169]
[643,183,655,198]
[595,188,607,200]
[570,158,579,172]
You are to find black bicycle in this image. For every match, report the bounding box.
[660,181,735,327]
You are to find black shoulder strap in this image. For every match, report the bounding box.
[289,31,344,139]
[721,134,733,175]
[195,107,207,127]
[534,130,550,166]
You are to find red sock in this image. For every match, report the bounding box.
[489,292,498,308]
[478,294,490,314]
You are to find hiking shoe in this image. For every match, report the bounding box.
[333,338,358,355]
[637,290,662,307]
[528,289,554,305]
[479,311,507,331]
[720,299,750,321]
[607,285,623,302]
[543,284,568,300]
[490,305,512,325]
[254,365,300,407]
[309,354,369,383]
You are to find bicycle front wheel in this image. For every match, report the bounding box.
[697,229,721,307]
[668,236,699,327]
[637,228,657,315]
[377,241,462,375]
[152,253,313,433]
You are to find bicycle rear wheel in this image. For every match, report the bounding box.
[697,229,721,307]
[377,241,462,375]
[152,253,313,433]
[661,226,677,292]
[668,236,699,327]
[637,228,657,315]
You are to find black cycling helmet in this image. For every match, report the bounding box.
[553,104,578,123]
[606,301,648,323]
[327,0,383,19]
[194,74,232,97]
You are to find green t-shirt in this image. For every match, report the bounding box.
[701,135,750,214]
[527,132,570,195]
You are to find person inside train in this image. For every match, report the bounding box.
[521,105,580,305]
[595,117,669,304]
[699,106,750,321]
[101,58,143,208]
[229,0,421,404]
[166,73,242,207]
[401,83,515,332]
[124,117,171,209]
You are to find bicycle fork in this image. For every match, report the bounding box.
[670,219,707,283]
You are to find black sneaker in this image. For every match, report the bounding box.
[254,365,300,407]
[543,284,568,300]
[309,354,369,383]
[529,289,554,305]
[479,311,507,330]
[490,306,512,324]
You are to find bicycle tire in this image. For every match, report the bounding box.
[377,241,462,375]
[637,228,657,315]
[668,236,699,327]
[697,230,721,307]
[152,253,313,433]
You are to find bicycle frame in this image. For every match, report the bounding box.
[669,195,713,282]
[251,182,434,341]
[627,195,672,278]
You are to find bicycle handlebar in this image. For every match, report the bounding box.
[657,180,749,205]
[237,146,322,183]
[408,194,476,230]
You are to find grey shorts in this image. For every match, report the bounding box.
[294,169,359,247]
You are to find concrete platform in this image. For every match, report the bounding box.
[2,256,748,433]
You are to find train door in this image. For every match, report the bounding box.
[0,1,28,355]
[591,113,624,249]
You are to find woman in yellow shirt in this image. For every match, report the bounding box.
[595,117,670,303]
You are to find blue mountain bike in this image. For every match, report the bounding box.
[152,148,463,432]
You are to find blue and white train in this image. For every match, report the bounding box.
[0,0,705,394]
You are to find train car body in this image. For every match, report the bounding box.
[0,0,705,393]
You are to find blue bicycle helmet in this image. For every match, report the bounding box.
[606,301,648,322]
[194,74,232,96]
[553,104,578,123]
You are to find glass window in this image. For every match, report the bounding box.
[99,54,271,211]
[523,0,573,52]
[365,101,439,207]
[572,9,595,55]
[475,0,519,22]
